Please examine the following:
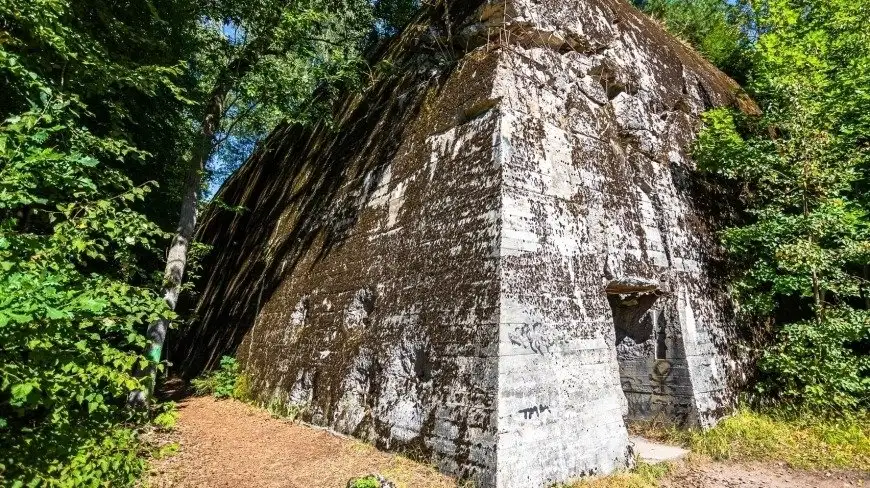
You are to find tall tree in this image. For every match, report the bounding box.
[132,0,395,402]
[0,0,197,483]
[696,0,870,411]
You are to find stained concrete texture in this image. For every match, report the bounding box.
[176,0,757,486]
[630,436,690,464]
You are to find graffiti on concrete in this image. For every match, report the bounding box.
[518,404,551,420]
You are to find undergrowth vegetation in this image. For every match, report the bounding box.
[694,0,870,412]
[631,410,870,471]
[577,409,869,486]
[191,356,247,400]
[266,397,309,421]
[348,475,382,488]
[633,0,753,81]
[192,356,314,421]
[0,0,187,484]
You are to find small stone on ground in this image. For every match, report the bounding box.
[630,436,689,464]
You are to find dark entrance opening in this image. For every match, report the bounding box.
[608,292,658,352]
[605,280,671,422]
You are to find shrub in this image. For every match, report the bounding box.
[634,0,753,81]
[0,0,189,483]
[694,0,870,414]
[759,310,870,412]
[0,72,169,488]
[191,356,242,399]
[0,420,147,486]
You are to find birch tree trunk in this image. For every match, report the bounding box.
[128,52,258,404]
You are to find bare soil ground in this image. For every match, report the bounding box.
[660,460,866,488]
[148,396,868,488]
[146,396,453,488]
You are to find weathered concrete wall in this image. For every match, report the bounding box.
[485,1,752,481]
[177,1,755,486]
[226,48,508,484]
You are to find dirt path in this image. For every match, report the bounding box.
[660,461,866,488]
[148,396,867,488]
[146,396,454,488]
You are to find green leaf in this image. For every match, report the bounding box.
[46,307,67,320]
[11,383,34,402]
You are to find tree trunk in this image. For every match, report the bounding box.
[864,265,870,311]
[131,171,199,403]
[801,167,823,319]
[128,51,258,404]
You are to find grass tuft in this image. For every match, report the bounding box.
[631,409,870,471]
[567,461,673,488]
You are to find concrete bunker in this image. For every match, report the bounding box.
[182,0,754,484]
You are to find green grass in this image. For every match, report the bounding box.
[632,409,870,471]
[567,461,673,488]
[575,409,869,487]
[348,475,380,488]
[152,442,180,460]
